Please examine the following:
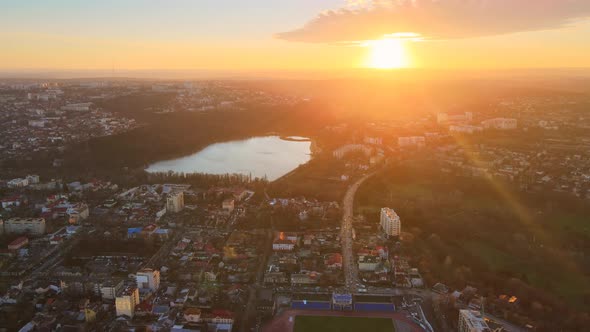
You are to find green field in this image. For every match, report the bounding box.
[294,316,395,332]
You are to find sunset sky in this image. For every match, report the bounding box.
[1,0,590,73]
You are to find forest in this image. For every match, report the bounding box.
[355,161,590,330]
[62,93,336,173]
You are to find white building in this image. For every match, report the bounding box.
[380,208,401,237]
[438,112,473,124]
[61,102,92,112]
[364,136,383,145]
[7,178,29,188]
[136,268,160,292]
[398,136,426,148]
[332,144,372,159]
[450,125,483,134]
[26,175,40,184]
[166,191,184,213]
[481,118,517,130]
[115,287,140,318]
[272,239,295,251]
[100,280,124,300]
[4,218,46,236]
[458,310,492,332]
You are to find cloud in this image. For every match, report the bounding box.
[276,0,590,42]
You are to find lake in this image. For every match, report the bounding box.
[145,136,311,181]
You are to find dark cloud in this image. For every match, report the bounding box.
[276,0,590,42]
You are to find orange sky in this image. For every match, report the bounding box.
[1,1,589,73]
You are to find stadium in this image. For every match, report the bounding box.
[263,292,426,332]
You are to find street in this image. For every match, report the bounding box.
[340,171,376,292]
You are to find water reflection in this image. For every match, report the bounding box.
[145,136,311,181]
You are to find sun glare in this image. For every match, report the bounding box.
[366,38,409,69]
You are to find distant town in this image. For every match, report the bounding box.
[0,78,589,332]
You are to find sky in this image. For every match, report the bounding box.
[1,0,589,74]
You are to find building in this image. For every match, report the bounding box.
[183,308,201,323]
[272,239,295,251]
[166,191,184,213]
[256,288,274,311]
[291,272,320,285]
[84,307,97,323]
[7,178,29,188]
[272,232,297,251]
[61,102,92,111]
[115,287,140,318]
[67,203,89,224]
[450,125,483,134]
[26,175,40,184]
[437,112,473,124]
[458,310,492,332]
[481,118,518,130]
[222,199,235,212]
[398,136,426,148]
[100,279,124,301]
[201,309,234,331]
[1,195,25,209]
[380,208,401,238]
[136,268,161,292]
[364,136,383,145]
[28,120,46,128]
[358,255,380,272]
[324,253,343,270]
[4,218,46,236]
[264,271,288,284]
[8,237,29,250]
[332,293,353,311]
[332,144,372,159]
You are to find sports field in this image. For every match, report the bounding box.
[294,316,395,332]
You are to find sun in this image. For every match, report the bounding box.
[366,38,409,69]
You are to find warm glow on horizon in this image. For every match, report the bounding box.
[0,1,589,74]
[366,39,410,69]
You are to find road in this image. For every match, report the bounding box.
[27,228,90,278]
[341,171,376,292]
[146,231,183,268]
[484,313,527,332]
[337,169,439,332]
[240,229,274,332]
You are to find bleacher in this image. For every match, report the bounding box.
[289,292,397,312]
[354,302,395,312]
[332,293,353,311]
[353,295,396,312]
[291,300,332,310]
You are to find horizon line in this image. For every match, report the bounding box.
[1,67,590,81]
